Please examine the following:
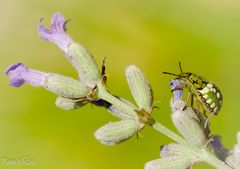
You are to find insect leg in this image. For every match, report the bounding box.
[204,112,214,129]
[182,92,192,110]
[190,93,194,107]
[185,92,193,106]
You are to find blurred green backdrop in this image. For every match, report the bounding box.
[1,0,240,169]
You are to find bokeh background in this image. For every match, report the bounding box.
[1,0,240,168]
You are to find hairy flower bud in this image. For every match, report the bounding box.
[160,144,192,157]
[145,156,193,169]
[171,100,207,147]
[55,97,88,110]
[44,73,88,98]
[94,120,143,146]
[126,65,153,112]
[67,43,100,85]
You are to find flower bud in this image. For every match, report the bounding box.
[55,97,87,110]
[68,43,100,86]
[126,65,153,112]
[94,120,143,146]
[144,156,193,169]
[44,73,88,98]
[171,100,207,147]
[160,144,192,157]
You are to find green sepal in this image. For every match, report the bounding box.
[55,97,88,110]
[144,156,193,169]
[160,144,192,158]
[94,120,143,146]
[44,73,88,98]
[68,43,100,86]
[107,97,138,120]
[171,100,207,147]
[126,65,153,112]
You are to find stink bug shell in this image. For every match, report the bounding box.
[197,83,222,115]
[163,62,223,116]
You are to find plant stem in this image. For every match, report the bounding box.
[97,85,136,116]
[152,121,232,169]
[200,148,232,169]
[151,121,194,148]
[97,86,232,169]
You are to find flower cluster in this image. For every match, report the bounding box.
[6,13,102,110]
[6,12,238,169]
[95,65,154,145]
[145,79,208,169]
[6,12,154,146]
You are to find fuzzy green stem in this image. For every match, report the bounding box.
[200,149,232,169]
[152,122,232,169]
[151,121,195,149]
[97,85,136,115]
[97,85,232,169]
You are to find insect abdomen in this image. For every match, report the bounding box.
[197,83,223,115]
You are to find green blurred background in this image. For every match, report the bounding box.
[1,0,240,168]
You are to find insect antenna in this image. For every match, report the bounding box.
[162,72,180,77]
[179,61,183,73]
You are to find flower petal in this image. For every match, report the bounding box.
[38,12,73,53]
[39,13,100,85]
[94,120,143,146]
[6,63,47,87]
[169,79,184,103]
[210,135,229,161]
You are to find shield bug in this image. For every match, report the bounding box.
[163,62,223,118]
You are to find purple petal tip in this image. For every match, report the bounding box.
[6,63,47,87]
[5,63,24,75]
[169,79,184,102]
[38,12,73,53]
[5,63,27,87]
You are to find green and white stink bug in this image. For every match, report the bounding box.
[163,62,223,117]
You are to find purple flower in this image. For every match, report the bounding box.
[169,79,183,102]
[6,63,47,87]
[38,12,73,53]
[6,12,108,111]
[5,63,89,99]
